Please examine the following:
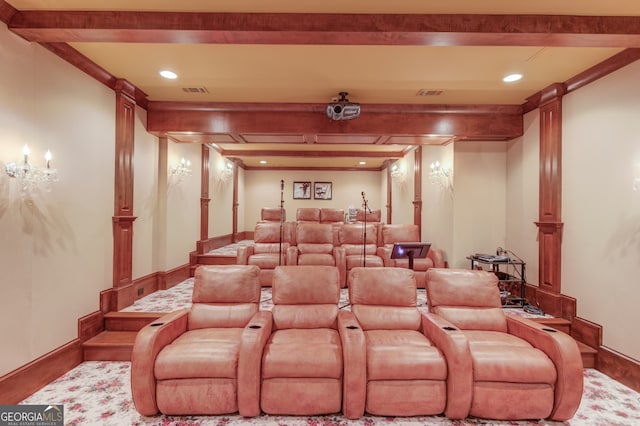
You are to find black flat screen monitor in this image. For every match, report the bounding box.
[391,242,432,270]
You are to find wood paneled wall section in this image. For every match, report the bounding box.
[534,83,566,318]
[112,79,137,288]
[386,160,393,224]
[232,159,239,242]
[413,146,423,235]
[200,144,210,246]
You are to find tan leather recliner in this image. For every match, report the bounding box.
[376,224,446,288]
[237,221,292,286]
[295,207,320,223]
[347,267,471,418]
[286,223,346,286]
[260,207,285,222]
[260,265,364,418]
[425,268,584,421]
[337,223,384,286]
[320,208,345,224]
[130,265,272,416]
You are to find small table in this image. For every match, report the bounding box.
[467,255,526,307]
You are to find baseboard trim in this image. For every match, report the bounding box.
[158,263,190,290]
[197,234,234,254]
[0,339,83,404]
[598,346,640,393]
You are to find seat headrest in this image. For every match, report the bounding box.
[339,223,377,244]
[381,224,420,244]
[349,267,416,306]
[261,207,284,222]
[254,221,282,243]
[193,265,261,303]
[296,207,320,222]
[426,268,501,308]
[272,265,340,304]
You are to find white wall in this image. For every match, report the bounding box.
[506,111,540,287]
[132,106,159,278]
[0,23,115,375]
[562,59,640,359]
[390,150,414,225]
[452,141,508,269]
[422,144,454,262]
[165,141,201,269]
[208,150,234,238]
[243,170,381,229]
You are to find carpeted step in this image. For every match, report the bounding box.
[83,331,137,361]
[197,254,237,265]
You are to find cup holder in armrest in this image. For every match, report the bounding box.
[542,328,557,332]
[346,325,360,330]
[249,325,262,329]
[443,326,458,331]
[150,323,164,327]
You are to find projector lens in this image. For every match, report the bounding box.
[333,105,342,113]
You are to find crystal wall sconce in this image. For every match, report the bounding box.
[4,145,58,195]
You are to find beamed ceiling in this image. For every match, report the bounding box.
[3,0,640,169]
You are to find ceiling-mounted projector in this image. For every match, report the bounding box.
[326,91,360,121]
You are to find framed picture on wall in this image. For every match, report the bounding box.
[293,181,312,199]
[314,182,332,200]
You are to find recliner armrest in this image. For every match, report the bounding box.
[237,245,254,264]
[337,310,366,419]
[421,312,472,420]
[130,309,189,416]
[238,310,273,417]
[376,246,394,267]
[506,315,584,421]
[428,247,446,268]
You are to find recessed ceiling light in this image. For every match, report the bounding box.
[359,161,366,165]
[503,73,523,83]
[160,70,178,79]
[260,160,267,164]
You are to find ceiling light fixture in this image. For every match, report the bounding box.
[359,161,366,165]
[503,73,523,83]
[159,70,178,79]
[260,160,267,164]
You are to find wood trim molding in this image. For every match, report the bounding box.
[197,234,234,254]
[565,48,640,94]
[158,263,191,291]
[78,311,104,342]
[0,0,17,24]
[598,346,640,393]
[571,316,603,349]
[0,339,83,404]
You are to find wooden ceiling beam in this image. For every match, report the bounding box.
[147,103,523,141]
[9,11,640,47]
[220,149,404,158]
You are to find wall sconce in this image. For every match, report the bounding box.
[217,160,234,185]
[169,157,192,184]
[390,163,406,182]
[4,145,58,195]
[429,161,452,191]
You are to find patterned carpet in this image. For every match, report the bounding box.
[20,362,640,425]
[20,261,640,425]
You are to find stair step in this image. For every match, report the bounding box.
[531,317,572,334]
[197,254,237,265]
[577,341,598,369]
[105,311,164,331]
[530,317,597,367]
[83,331,137,361]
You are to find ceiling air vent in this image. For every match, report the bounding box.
[182,87,210,94]
[416,89,443,96]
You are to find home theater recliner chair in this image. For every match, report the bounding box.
[425,268,584,421]
[130,265,272,416]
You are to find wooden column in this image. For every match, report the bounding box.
[413,146,423,236]
[232,159,239,242]
[199,144,211,247]
[112,80,137,288]
[535,83,565,317]
[385,160,393,224]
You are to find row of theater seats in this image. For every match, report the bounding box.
[130,264,583,421]
[238,219,445,288]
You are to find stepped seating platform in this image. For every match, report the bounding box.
[83,310,598,367]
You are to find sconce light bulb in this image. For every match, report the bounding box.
[45,150,52,161]
[180,158,186,165]
[22,145,31,156]
[186,160,191,167]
